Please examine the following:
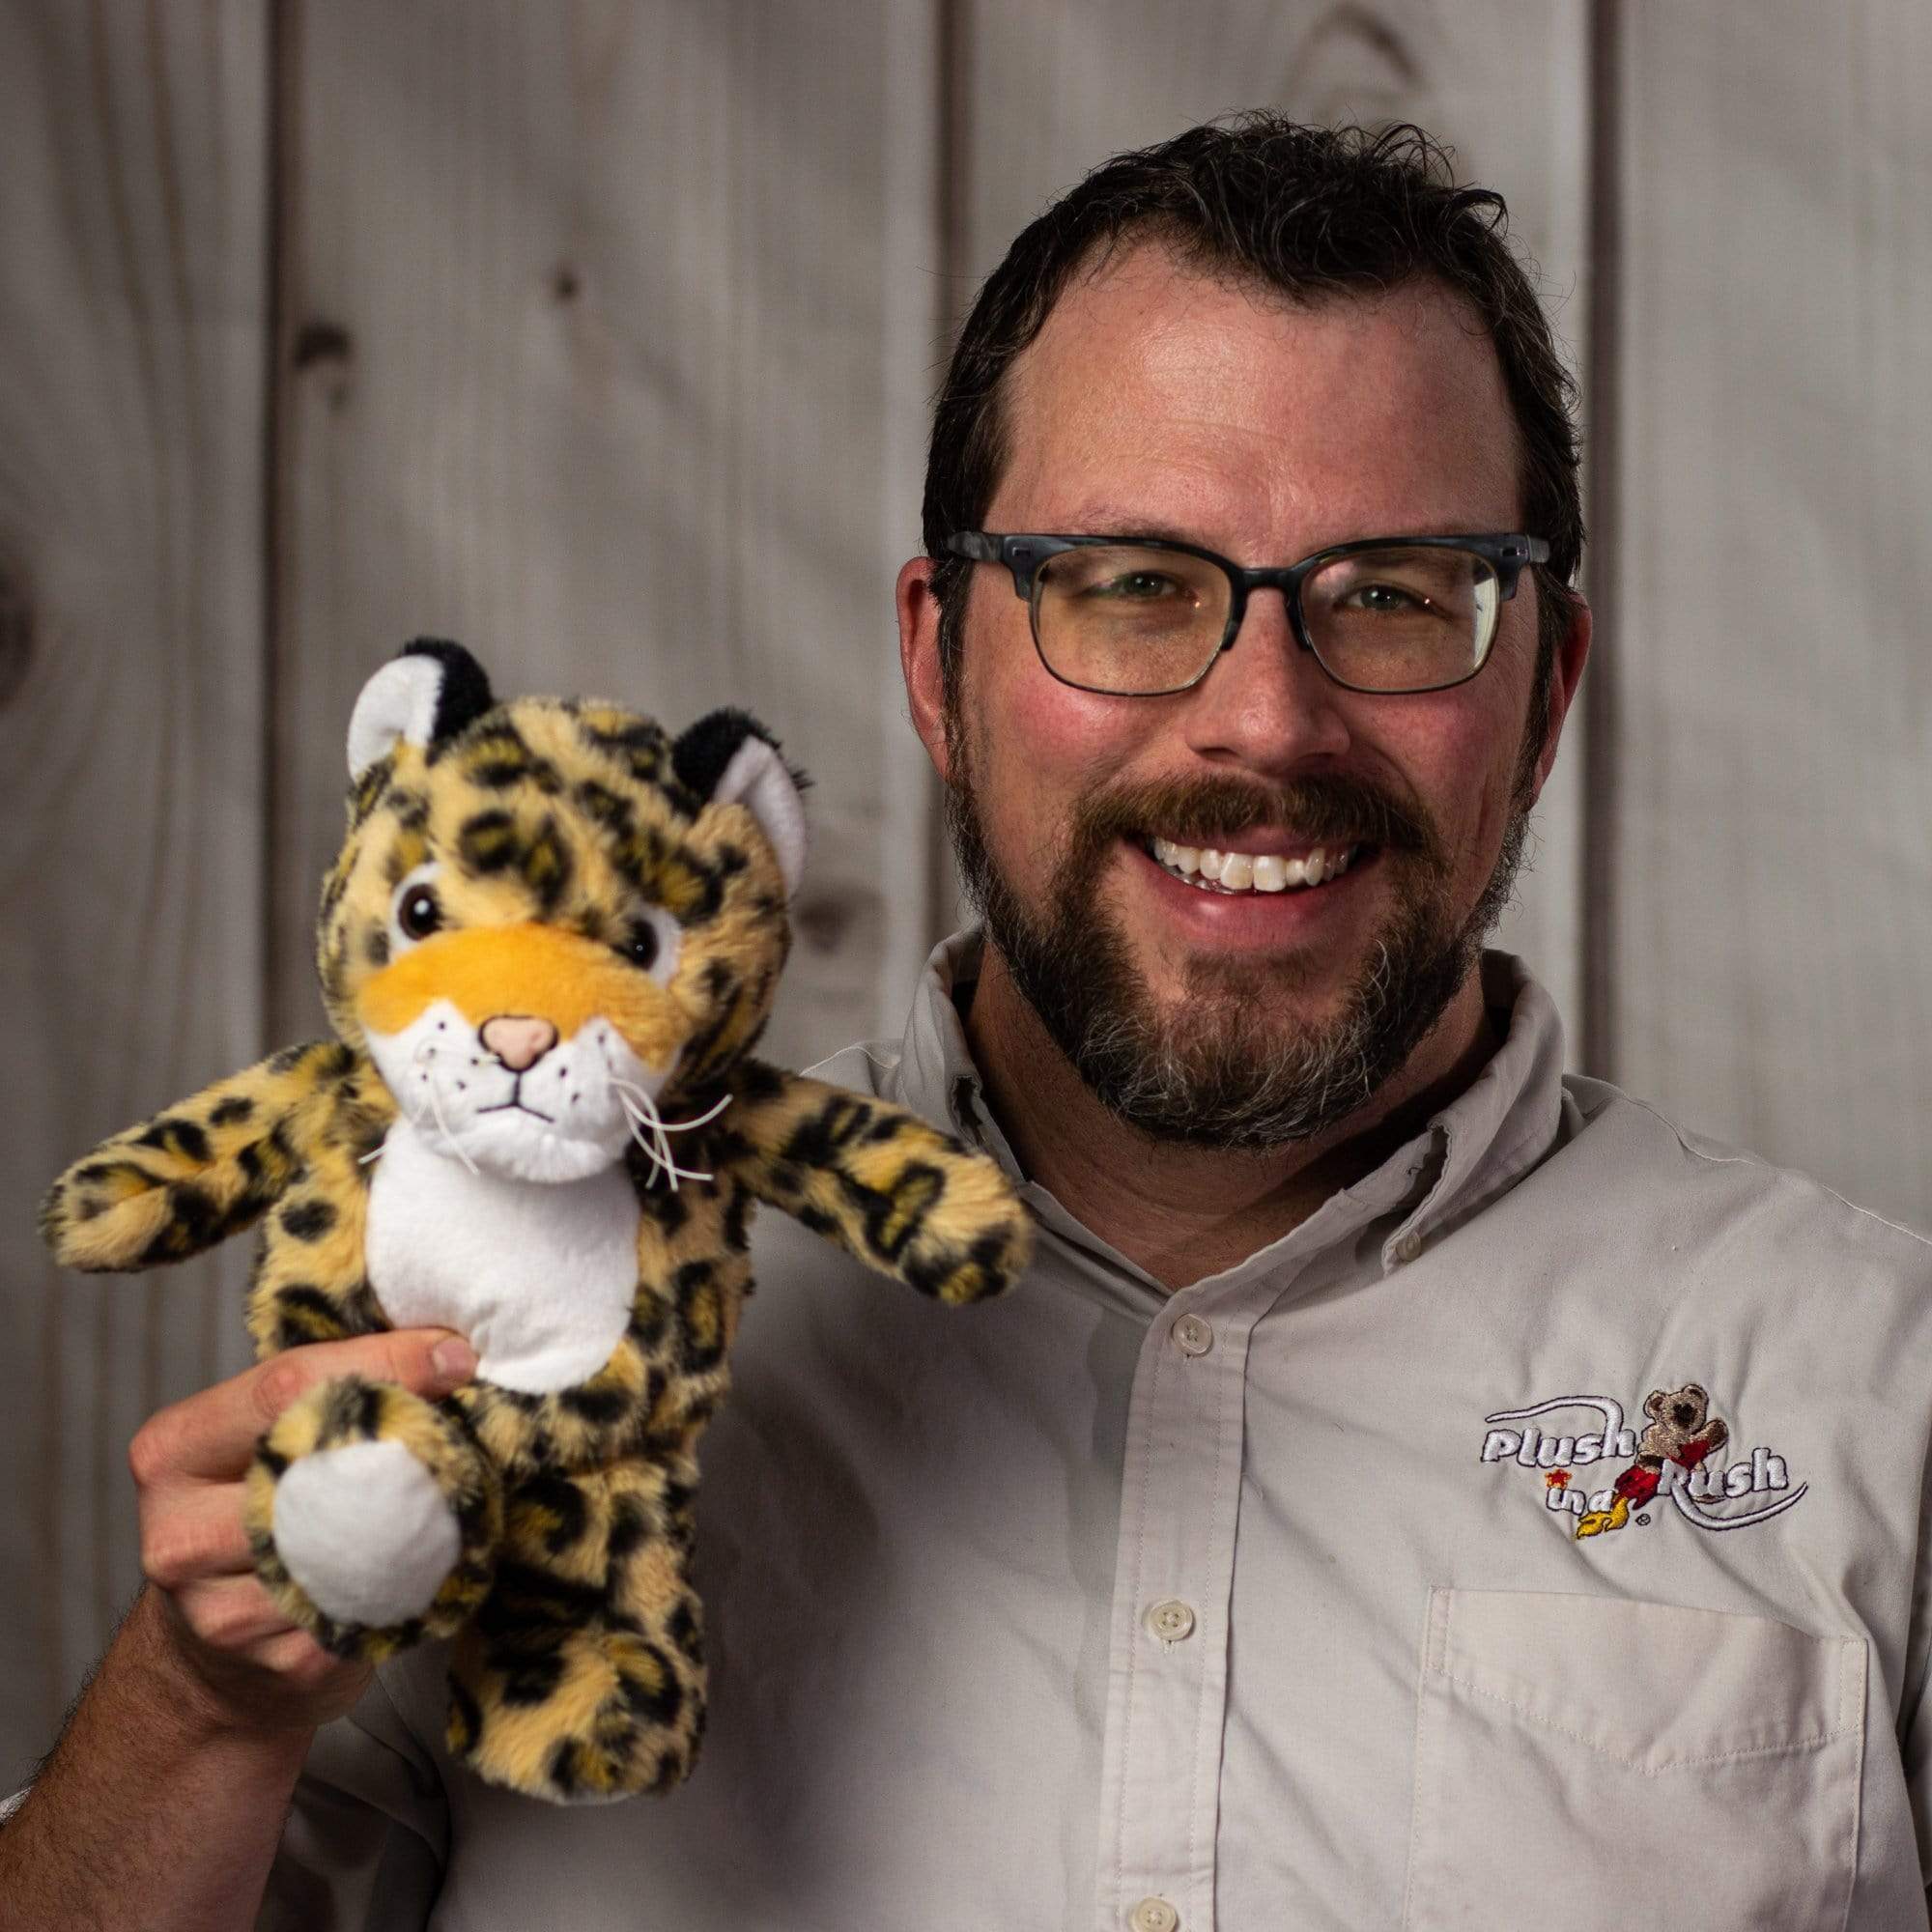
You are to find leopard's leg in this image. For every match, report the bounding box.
[39,1041,370,1274]
[445,1451,707,1803]
[243,1376,501,1662]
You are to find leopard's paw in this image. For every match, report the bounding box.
[245,1375,500,1661]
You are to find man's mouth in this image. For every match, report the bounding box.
[1140,835,1374,895]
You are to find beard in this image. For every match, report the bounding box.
[944,715,1539,1153]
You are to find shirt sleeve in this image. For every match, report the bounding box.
[1900,1435,1932,1907]
[255,1668,448,1932]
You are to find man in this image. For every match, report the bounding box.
[7,114,1932,1929]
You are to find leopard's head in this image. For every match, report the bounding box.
[317,640,807,1183]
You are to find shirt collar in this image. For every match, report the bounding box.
[895,926,1568,1291]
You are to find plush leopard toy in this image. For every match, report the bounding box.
[41,640,1032,1804]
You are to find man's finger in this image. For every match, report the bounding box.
[139,1480,256,1587]
[130,1328,479,1487]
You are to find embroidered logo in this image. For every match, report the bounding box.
[1479,1383,1807,1540]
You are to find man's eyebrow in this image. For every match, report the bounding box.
[1043,509,1203,543]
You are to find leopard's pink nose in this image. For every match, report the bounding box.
[479,1015,558,1072]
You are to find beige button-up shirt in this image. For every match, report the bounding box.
[265,933,1932,1930]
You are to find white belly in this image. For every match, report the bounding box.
[364,1120,641,1395]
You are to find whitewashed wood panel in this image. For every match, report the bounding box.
[954,0,1594,1060]
[271,0,940,1069]
[1612,1,1932,1227]
[0,4,270,1785]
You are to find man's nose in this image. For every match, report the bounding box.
[1183,585,1352,763]
[480,1014,559,1071]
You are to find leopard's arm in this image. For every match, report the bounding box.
[40,1040,362,1273]
[709,1058,1033,1305]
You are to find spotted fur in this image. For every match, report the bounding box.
[42,642,1033,1804]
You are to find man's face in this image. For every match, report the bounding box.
[935,244,1577,1150]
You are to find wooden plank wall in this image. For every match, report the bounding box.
[0,3,270,1790]
[3,0,1927,1786]
[1609,2,1932,1222]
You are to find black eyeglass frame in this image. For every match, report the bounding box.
[944,530,1551,696]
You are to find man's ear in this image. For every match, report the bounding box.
[896,555,953,785]
[1530,592,1592,801]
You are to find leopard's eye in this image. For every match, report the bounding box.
[616,908,681,987]
[398,885,442,941]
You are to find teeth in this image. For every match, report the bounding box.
[1150,836,1360,895]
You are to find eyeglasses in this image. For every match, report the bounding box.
[944,530,1549,696]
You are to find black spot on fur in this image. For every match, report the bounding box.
[458,809,519,875]
[209,1095,255,1126]
[347,758,391,829]
[850,1161,945,1265]
[560,1381,628,1427]
[383,786,430,829]
[516,1472,589,1555]
[629,1293,670,1354]
[574,780,634,832]
[781,1096,872,1171]
[134,1116,212,1165]
[617,1640,684,1727]
[735,1060,784,1105]
[280,1198,338,1242]
[673,1262,724,1375]
[608,1494,653,1562]
[500,1648,568,1707]
[448,1675,483,1752]
[364,925,390,967]
[272,1284,355,1348]
[666,1596,702,1662]
[722,1183,753,1253]
[523,816,572,913]
[483,1559,605,1629]
[138,1181,221,1265]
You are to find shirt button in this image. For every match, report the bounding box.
[1143,1599,1197,1643]
[1129,1899,1179,1932]
[1393,1230,1424,1264]
[1172,1313,1214,1356]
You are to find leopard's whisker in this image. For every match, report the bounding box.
[608,1082,731,1133]
[616,1094,712,1187]
[418,1058,480,1176]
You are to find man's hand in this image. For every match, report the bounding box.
[128,1326,478,1737]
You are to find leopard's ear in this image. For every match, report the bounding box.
[347,639,496,780]
[672,708,810,898]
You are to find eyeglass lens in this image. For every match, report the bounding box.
[1031,543,1501,694]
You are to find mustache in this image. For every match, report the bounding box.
[1070,773,1430,859]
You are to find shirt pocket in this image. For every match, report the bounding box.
[1401,1587,1865,1930]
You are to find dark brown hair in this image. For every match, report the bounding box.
[920,114,1584,762]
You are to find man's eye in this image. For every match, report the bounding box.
[1349,582,1428,614]
[1091,571,1183,601]
[397,887,442,940]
